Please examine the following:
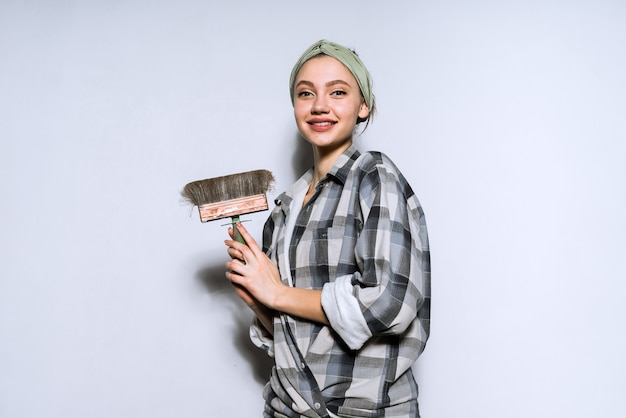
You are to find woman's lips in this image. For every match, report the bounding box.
[308,120,336,132]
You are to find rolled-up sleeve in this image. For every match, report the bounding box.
[321,274,372,350]
[250,316,275,357]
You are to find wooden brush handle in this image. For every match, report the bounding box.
[231,216,247,265]
[231,216,246,245]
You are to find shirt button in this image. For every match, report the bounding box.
[314,402,321,410]
[300,362,306,369]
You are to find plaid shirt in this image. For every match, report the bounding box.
[251,145,431,417]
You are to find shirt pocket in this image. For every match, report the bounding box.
[310,225,346,285]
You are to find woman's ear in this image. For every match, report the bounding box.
[357,101,370,122]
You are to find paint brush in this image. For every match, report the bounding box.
[181,169,275,244]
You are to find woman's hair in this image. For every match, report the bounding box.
[290,39,377,130]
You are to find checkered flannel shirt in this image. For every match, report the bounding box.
[251,144,431,417]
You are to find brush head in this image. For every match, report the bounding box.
[181,169,275,222]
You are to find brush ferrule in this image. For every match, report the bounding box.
[197,194,269,222]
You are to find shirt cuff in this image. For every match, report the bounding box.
[321,275,372,350]
[250,316,275,357]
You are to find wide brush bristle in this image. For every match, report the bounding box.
[181,169,275,207]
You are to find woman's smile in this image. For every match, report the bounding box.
[308,118,337,132]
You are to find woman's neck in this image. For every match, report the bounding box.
[310,141,352,183]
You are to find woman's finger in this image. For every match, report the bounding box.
[234,223,263,256]
[226,258,247,277]
[225,238,254,264]
[226,247,244,262]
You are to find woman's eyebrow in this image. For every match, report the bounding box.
[325,80,350,87]
[295,80,351,88]
[295,80,314,88]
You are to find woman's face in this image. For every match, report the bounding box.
[293,55,369,153]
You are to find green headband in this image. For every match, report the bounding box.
[289,39,374,112]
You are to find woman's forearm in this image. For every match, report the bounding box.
[251,303,275,336]
[273,287,329,325]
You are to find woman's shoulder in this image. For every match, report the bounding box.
[353,150,417,199]
[354,149,403,177]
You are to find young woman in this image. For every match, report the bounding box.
[224,39,431,418]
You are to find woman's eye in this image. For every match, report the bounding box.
[297,91,313,97]
[331,90,347,96]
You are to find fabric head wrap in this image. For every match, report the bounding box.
[289,39,374,112]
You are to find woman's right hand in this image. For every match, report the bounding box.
[223,226,274,334]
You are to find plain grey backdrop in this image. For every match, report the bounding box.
[1,1,625,417]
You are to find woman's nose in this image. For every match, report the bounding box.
[311,95,329,114]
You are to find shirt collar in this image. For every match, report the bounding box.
[326,144,361,186]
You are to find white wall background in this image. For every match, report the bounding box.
[1,1,625,417]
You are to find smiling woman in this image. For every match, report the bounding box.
[223,39,431,418]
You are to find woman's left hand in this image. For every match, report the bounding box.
[224,222,285,310]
